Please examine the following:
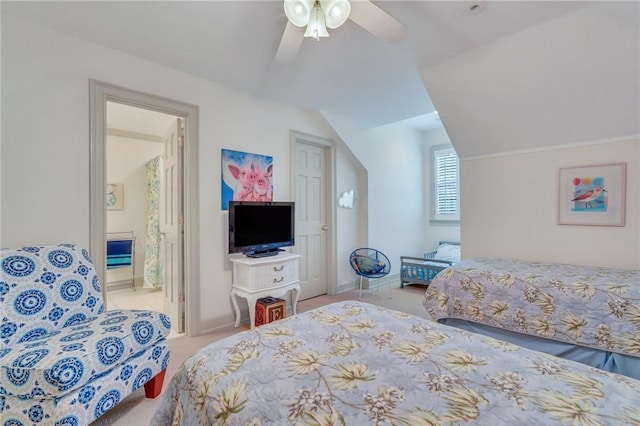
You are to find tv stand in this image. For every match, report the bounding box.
[245,248,284,258]
[229,252,301,329]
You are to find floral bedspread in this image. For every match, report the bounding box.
[424,257,640,358]
[152,301,640,425]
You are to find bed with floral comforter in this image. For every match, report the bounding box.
[152,301,640,425]
[423,257,640,379]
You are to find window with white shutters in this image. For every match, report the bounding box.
[431,145,460,221]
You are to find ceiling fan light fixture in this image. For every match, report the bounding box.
[320,0,351,29]
[284,0,313,27]
[304,2,329,40]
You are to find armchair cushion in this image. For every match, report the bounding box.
[352,255,385,275]
[1,309,170,398]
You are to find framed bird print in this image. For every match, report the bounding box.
[558,163,626,226]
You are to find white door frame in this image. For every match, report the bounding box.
[89,80,201,336]
[289,130,338,295]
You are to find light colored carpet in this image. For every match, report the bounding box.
[89,284,428,426]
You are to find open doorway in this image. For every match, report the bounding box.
[104,102,183,338]
[89,80,201,337]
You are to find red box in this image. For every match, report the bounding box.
[255,297,286,326]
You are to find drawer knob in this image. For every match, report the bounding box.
[273,265,284,272]
[273,276,284,284]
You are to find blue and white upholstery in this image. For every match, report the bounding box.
[0,244,171,426]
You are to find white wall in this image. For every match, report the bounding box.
[106,136,163,285]
[334,143,368,290]
[1,16,359,331]
[462,138,640,269]
[324,113,428,277]
[362,123,427,273]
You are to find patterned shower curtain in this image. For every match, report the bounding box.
[143,156,163,288]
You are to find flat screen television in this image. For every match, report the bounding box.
[228,201,295,257]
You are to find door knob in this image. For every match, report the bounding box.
[322,225,328,231]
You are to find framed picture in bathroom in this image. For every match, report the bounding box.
[106,183,124,210]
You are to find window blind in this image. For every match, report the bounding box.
[432,146,459,220]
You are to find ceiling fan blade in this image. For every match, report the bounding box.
[276,21,305,64]
[348,0,406,43]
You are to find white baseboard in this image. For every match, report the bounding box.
[336,273,401,292]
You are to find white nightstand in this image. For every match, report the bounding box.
[229,252,301,328]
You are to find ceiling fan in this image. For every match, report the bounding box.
[276,0,406,63]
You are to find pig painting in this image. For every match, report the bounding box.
[221,149,273,209]
[228,162,257,201]
[250,163,273,201]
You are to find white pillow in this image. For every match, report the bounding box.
[434,244,460,263]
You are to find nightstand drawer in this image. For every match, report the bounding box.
[232,253,300,291]
[252,262,297,289]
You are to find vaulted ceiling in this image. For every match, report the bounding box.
[3,1,638,158]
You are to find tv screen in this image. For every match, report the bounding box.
[228,201,295,257]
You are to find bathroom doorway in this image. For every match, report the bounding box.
[105,102,184,338]
[90,80,200,337]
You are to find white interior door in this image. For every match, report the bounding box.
[295,142,328,300]
[162,118,184,332]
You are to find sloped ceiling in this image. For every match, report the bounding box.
[421,1,640,159]
[2,1,638,157]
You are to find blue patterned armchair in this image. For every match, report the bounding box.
[0,244,171,426]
